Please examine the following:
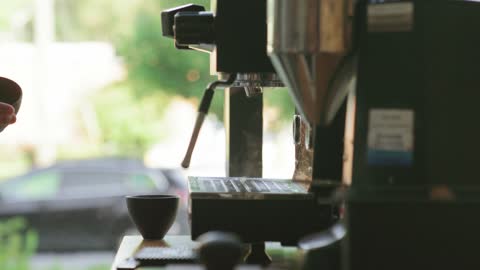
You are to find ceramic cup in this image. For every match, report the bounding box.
[0,77,22,132]
[126,195,179,240]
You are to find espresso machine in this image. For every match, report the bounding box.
[162,0,480,269]
[161,1,339,252]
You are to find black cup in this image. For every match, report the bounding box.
[0,77,22,132]
[126,195,179,240]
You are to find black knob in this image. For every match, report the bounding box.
[161,4,205,38]
[197,231,243,270]
[174,11,215,46]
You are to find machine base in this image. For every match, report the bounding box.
[345,188,480,270]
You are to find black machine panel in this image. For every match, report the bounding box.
[353,0,480,187]
[214,0,275,73]
[188,177,337,244]
[347,1,480,269]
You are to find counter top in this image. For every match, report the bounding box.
[111,235,303,270]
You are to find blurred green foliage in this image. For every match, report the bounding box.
[116,0,293,121]
[1,0,294,122]
[55,0,138,42]
[92,82,171,156]
[86,265,110,270]
[0,217,38,270]
[55,0,293,122]
[47,264,110,270]
[118,0,211,94]
[53,0,293,155]
[0,0,31,30]
[115,0,228,118]
[264,88,295,129]
[1,0,294,158]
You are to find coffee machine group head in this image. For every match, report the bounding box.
[162,0,285,168]
[161,1,284,96]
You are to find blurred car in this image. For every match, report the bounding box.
[0,157,189,252]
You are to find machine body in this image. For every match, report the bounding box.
[162,0,336,246]
[345,1,480,269]
[268,0,480,269]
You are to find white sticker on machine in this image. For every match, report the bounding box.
[367,109,414,166]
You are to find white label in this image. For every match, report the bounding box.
[368,109,414,151]
[367,109,414,166]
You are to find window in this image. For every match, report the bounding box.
[59,170,160,198]
[1,171,60,202]
[125,173,157,192]
[60,170,129,197]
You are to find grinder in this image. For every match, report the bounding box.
[345,1,480,269]
[268,0,480,269]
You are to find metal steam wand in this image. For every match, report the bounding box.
[181,74,237,168]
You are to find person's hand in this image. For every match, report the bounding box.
[0,77,22,132]
[0,102,16,125]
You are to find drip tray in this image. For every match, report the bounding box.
[188,176,335,244]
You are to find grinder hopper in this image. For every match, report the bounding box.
[267,0,354,127]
